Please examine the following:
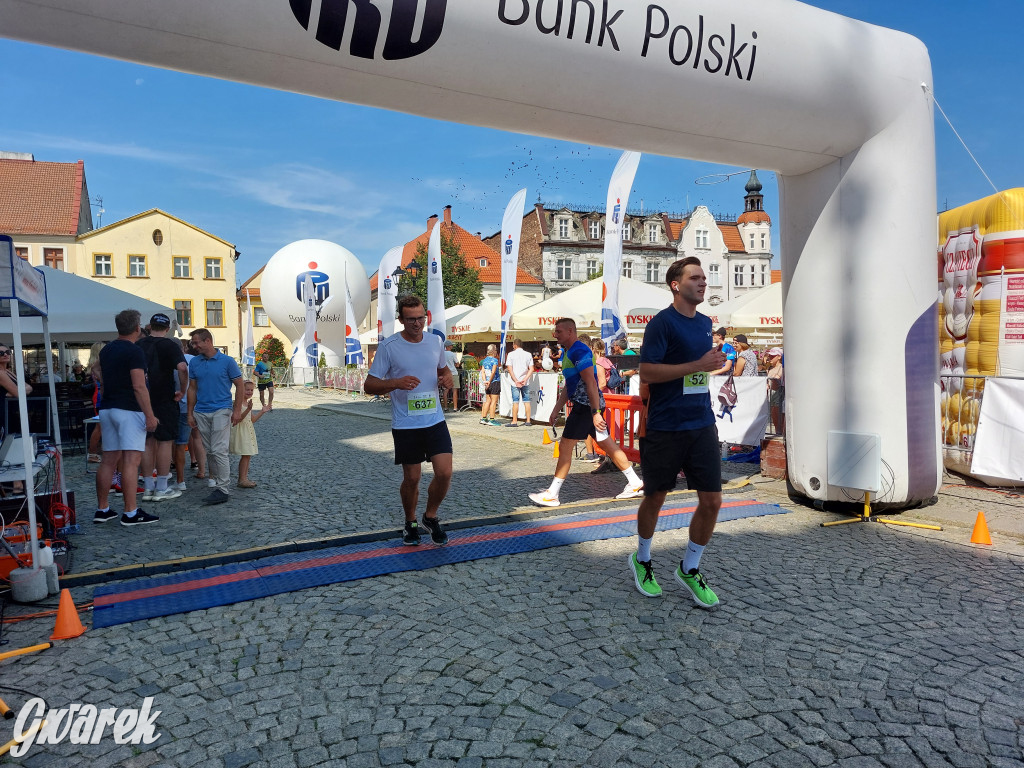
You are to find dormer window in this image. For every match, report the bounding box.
[589,220,601,239]
[479,257,488,268]
[558,218,570,239]
[647,223,659,243]
[622,222,631,241]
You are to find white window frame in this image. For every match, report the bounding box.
[696,228,709,249]
[761,233,768,251]
[622,261,632,278]
[205,257,223,279]
[734,264,745,287]
[646,261,659,282]
[647,223,658,244]
[589,220,601,239]
[708,264,721,287]
[556,258,572,281]
[586,258,600,278]
[254,306,269,327]
[128,254,147,278]
[94,253,112,277]
[558,218,570,239]
[173,256,191,278]
[622,222,631,241]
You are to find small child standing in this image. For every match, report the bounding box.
[230,381,269,488]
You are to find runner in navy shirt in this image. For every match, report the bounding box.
[631,257,728,608]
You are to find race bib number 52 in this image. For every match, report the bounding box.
[683,371,709,395]
[407,393,437,414]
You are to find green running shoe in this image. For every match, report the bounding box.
[675,567,719,609]
[629,553,662,598]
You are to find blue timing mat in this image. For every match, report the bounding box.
[93,499,786,628]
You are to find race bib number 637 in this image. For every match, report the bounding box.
[407,393,437,414]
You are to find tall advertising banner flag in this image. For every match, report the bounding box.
[302,274,318,366]
[242,289,256,366]
[499,188,527,366]
[601,150,641,347]
[377,245,403,342]
[427,222,446,341]
[344,266,364,365]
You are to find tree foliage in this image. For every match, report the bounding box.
[255,334,288,368]
[403,230,484,308]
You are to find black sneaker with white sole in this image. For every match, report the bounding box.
[421,516,449,546]
[93,509,118,524]
[403,521,420,546]
[120,509,159,526]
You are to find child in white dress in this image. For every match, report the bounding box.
[230,381,269,488]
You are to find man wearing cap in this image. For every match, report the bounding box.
[710,327,736,376]
[136,313,188,503]
[187,328,245,505]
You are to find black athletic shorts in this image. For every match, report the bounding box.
[258,381,274,391]
[639,425,722,494]
[562,404,599,442]
[486,379,500,396]
[393,421,453,465]
[149,400,180,442]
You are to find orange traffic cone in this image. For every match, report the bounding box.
[553,442,559,458]
[50,589,86,641]
[542,429,553,445]
[970,511,992,545]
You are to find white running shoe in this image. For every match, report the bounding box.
[208,479,216,487]
[140,489,155,502]
[175,482,187,491]
[528,491,561,507]
[151,487,182,502]
[615,483,644,500]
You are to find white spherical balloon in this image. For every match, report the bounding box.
[261,240,370,366]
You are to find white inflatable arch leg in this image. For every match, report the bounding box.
[0,0,941,505]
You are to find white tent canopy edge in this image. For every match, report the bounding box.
[0,0,941,506]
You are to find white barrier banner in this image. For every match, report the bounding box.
[499,371,559,424]
[971,377,1024,482]
[709,375,770,445]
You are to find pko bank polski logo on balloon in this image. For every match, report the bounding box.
[289,0,448,60]
[9,697,161,758]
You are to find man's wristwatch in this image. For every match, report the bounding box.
[591,407,600,415]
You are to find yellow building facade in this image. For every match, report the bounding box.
[76,209,240,355]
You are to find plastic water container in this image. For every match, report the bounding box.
[36,543,54,568]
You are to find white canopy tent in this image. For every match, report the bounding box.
[0,266,178,345]
[706,282,784,337]
[512,277,672,338]
[448,295,540,343]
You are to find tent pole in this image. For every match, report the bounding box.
[42,317,67,507]
[10,302,40,569]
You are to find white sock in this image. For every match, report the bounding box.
[144,477,155,491]
[623,467,641,486]
[156,475,168,492]
[682,541,706,574]
[547,477,564,496]
[637,535,652,562]
[125,508,138,518]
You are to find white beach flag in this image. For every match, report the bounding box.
[427,221,446,341]
[292,274,318,366]
[344,266,364,365]
[499,188,527,365]
[601,150,641,347]
[242,289,256,366]
[377,245,403,342]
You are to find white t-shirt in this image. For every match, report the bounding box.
[506,347,533,382]
[369,333,447,430]
[444,350,459,377]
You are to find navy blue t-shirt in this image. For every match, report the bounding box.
[98,339,147,412]
[640,307,716,432]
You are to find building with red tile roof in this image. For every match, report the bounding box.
[0,153,93,271]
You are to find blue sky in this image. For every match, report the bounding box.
[1,0,1020,284]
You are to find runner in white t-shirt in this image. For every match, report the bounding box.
[365,295,454,547]
[504,338,534,427]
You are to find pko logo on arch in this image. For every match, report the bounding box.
[289,0,448,60]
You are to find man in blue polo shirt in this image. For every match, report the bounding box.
[187,328,244,505]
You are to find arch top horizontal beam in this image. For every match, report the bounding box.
[2,0,931,174]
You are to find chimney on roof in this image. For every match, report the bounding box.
[0,151,34,161]
[476,232,482,240]
[427,213,439,232]
[443,205,452,225]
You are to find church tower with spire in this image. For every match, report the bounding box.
[735,169,773,294]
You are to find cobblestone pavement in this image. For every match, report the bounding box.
[2,388,1022,767]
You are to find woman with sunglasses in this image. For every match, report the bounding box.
[0,344,32,403]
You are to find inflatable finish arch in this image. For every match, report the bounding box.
[1,0,940,506]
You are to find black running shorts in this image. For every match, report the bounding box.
[639,425,722,494]
[392,421,453,465]
[149,400,180,442]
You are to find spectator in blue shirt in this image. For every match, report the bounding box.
[710,327,736,376]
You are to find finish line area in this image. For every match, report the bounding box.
[92,499,787,628]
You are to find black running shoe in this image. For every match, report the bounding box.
[403,521,420,546]
[120,509,159,527]
[421,516,449,546]
[93,509,118,524]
